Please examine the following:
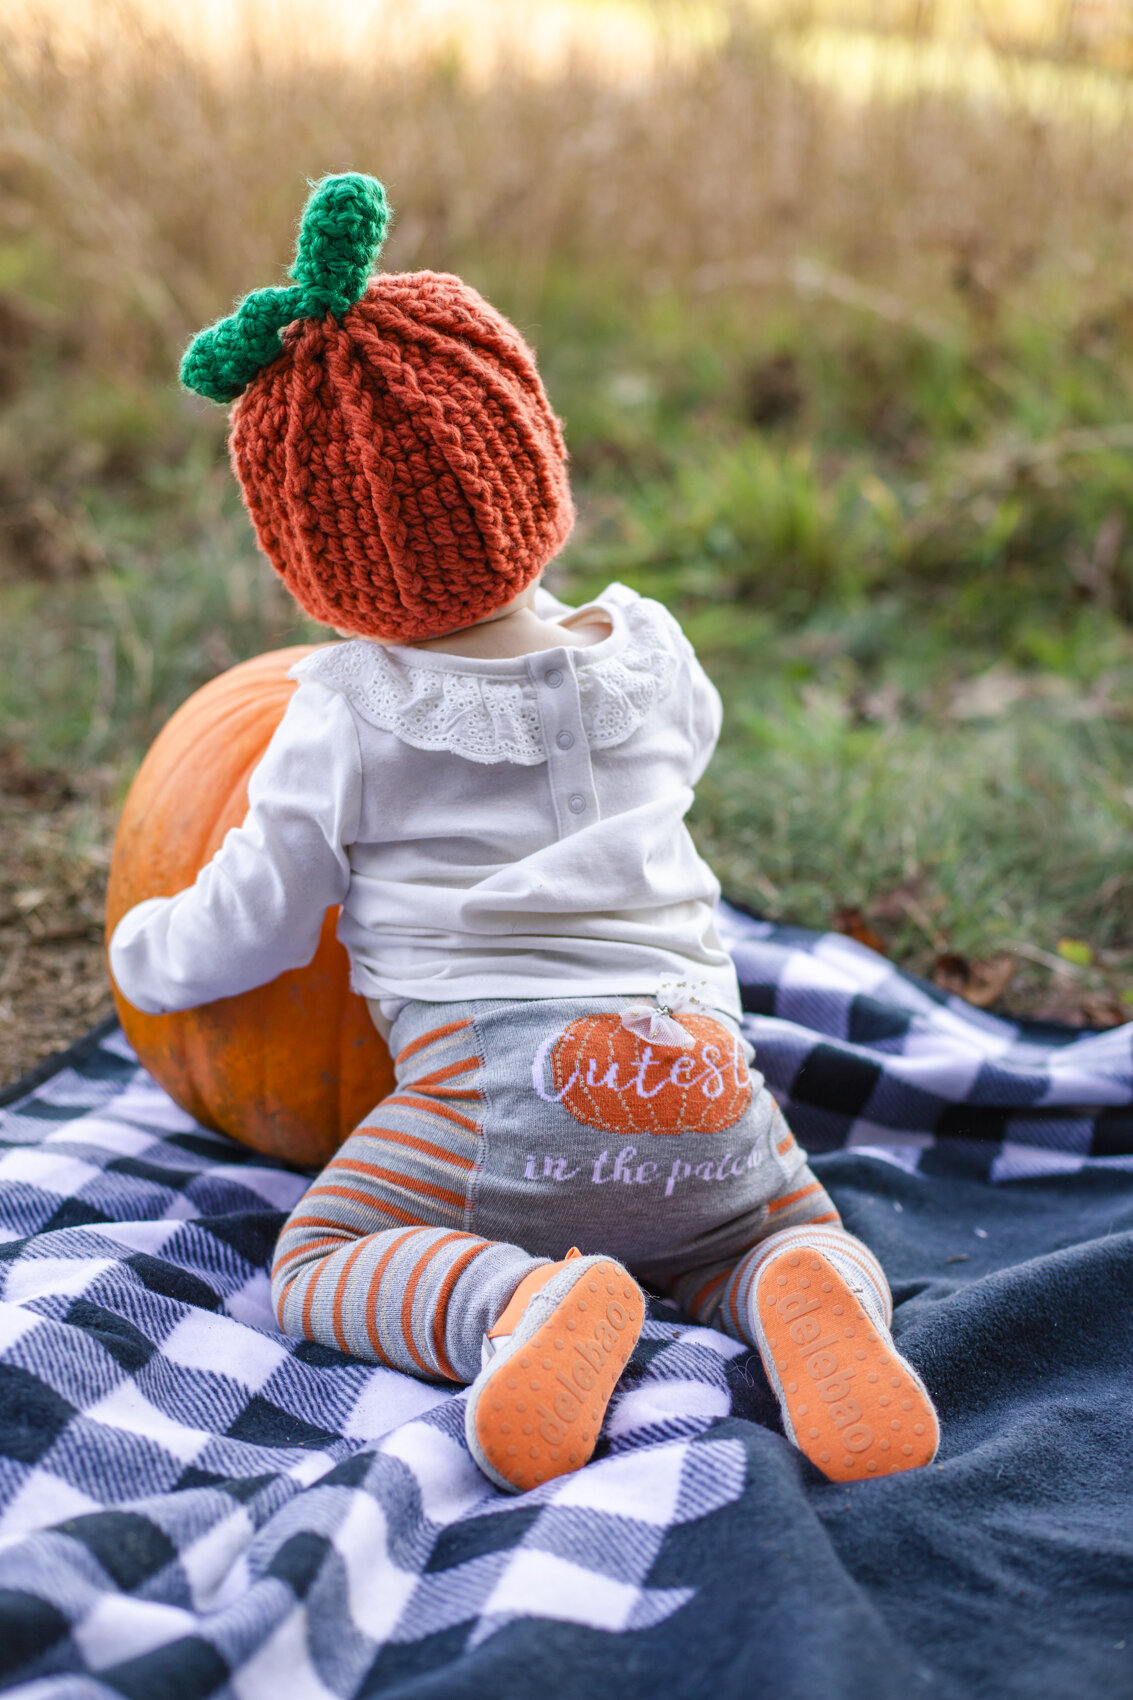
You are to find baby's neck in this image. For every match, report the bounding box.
[407,603,610,660]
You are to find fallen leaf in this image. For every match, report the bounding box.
[932,952,971,997]
[932,951,1016,1008]
[964,953,1016,1007]
[1033,984,1094,1025]
[832,905,888,956]
[1057,937,1093,967]
[13,888,48,913]
[1080,992,1130,1030]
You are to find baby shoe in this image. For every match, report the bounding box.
[742,1224,939,1482]
[466,1251,644,1494]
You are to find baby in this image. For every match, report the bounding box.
[109,175,939,1494]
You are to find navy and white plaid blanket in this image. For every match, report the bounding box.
[1,903,1131,1700]
[720,906,1133,1174]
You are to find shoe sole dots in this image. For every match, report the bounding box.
[756,1249,939,1483]
[473,1262,643,1494]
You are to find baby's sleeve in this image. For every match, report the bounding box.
[108,680,362,1015]
[628,591,724,785]
[685,648,724,785]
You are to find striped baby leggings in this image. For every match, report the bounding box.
[271,998,856,1385]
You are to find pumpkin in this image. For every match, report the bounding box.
[104,646,394,1168]
[549,1013,753,1135]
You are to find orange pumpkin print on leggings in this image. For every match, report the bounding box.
[536,1013,753,1134]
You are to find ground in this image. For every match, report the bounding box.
[0,753,115,1085]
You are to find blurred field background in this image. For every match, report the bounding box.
[4,0,1133,1079]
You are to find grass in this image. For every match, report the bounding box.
[5,0,1133,1078]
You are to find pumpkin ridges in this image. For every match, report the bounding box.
[106,645,394,1167]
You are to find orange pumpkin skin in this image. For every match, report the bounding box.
[551,1013,753,1135]
[104,646,394,1169]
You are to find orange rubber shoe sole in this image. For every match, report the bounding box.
[470,1261,644,1494]
[754,1248,939,1483]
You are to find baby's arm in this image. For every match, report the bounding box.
[109,680,362,1014]
[664,609,723,785]
[688,661,723,785]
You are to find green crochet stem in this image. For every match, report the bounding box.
[180,173,390,404]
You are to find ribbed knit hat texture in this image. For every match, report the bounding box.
[181,174,573,642]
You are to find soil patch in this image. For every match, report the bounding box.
[0,751,116,1088]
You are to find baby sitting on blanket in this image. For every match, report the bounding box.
[109,174,939,1494]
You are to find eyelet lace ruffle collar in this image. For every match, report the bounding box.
[290,585,683,766]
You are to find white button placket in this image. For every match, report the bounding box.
[529,652,599,838]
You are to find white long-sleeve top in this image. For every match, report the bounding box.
[109,583,741,1020]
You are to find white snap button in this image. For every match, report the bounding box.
[568,793,586,814]
[545,668,563,688]
[556,730,575,750]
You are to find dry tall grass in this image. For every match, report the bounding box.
[2,0,1133,384]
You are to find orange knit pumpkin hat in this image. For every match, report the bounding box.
[181,174,573,642]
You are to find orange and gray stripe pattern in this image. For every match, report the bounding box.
[272,1002,887,1385]
[714,1220,892,1351]
[272,1017,544,1382]
[661,1145,842,1331]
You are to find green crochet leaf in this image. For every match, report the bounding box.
[179,285,304,404]
[180,173,390,404]
[290,173,390,317]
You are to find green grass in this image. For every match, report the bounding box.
[4,279,1133,1013]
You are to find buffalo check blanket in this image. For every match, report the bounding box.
[1,901,1131,1700]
